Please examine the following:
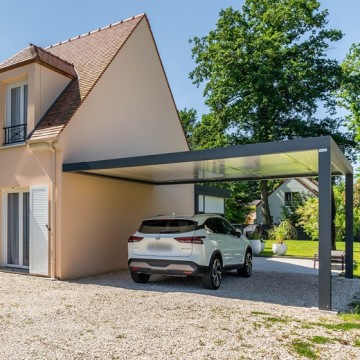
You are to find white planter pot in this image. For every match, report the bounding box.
[249,239,262,256]
[272,243,288,256]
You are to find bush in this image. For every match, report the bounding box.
[268,219,297,244]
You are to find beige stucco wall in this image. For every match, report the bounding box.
[0,145,52,187]
[33,64,71,124]
[59,18,188,163]
[59,173,194,280]
[0,19,194,280]
[56,19,194,279]
[0,63,70,145]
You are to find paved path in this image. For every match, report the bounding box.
[253,256,343,276]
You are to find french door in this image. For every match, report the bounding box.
[5,80,28,144]
[6,191,30,268]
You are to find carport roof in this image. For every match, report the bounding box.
[63,136,352,184]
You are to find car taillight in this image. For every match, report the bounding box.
[174,236,205,244]
[128,236,144,242]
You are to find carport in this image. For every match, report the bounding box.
[63,135,354,311]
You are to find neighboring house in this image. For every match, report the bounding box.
[0,14,194,279]
[256,178,318,224]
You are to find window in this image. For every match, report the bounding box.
[5,80,28,144]
[220,218,237,237]
[204,218,226,234]
[139,219,197,234]
[284,192,299,205]
[6,191,30,268]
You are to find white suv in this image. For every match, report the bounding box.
[128,214,252,289]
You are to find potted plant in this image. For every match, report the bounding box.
[268,219,297,256]
[247,228,263,256]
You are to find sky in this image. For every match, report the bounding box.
[1,0,359,119]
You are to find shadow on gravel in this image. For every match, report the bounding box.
[72,266,358,311]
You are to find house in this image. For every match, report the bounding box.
[256,178,318,224]
[0,14,194,279]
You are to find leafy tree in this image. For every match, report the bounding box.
[296,180,360,245]
[191,113,230,149]
[296,197,319,241]
[190,0,356,224]
[281,192,311,223]
[223,181,259,223]
[338,44,360,143]
[178,108,198,149]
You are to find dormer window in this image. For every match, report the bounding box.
[4,80,28,145]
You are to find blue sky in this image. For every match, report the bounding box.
[1,0,359,118]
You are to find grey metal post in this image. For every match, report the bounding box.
[318,148,332,310]
[345,174,354,278]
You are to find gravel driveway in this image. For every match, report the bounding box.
[0,269,359,359]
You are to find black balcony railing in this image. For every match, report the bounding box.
[4,123,27,145]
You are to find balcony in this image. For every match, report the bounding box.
[4,123,27,145]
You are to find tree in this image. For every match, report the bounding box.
[296,197,319,241]
[338,43,360,142]
[190,0,356,224]
[178,108,198,149]
[296,180,360,245]
[222,181,259,223]
[281,192,310,224]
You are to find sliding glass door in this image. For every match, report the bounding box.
[6,191,29,268]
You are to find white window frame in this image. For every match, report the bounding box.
[6,79,28,128]
[1,188,30,269]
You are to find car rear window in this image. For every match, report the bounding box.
[139,219,197,234]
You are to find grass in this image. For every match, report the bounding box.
[259,240,360,277]
[310,336,333,344]
[291,340,317,359]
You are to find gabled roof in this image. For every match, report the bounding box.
[0,14,145,141]
[255,177,318,207]
[294,177,318,196]
[30,14,145,141]
[0,44,77,79]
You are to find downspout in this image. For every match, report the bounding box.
[49,141,57,279]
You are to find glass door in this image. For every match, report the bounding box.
[7,191,29,268]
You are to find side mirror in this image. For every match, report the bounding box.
[236,228,242,238]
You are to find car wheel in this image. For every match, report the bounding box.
[237,250,252,277]
[130,270,150,283]
[202,256,222,290]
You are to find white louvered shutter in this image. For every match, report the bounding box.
[29,186,49,276]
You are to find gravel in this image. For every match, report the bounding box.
[0,269,359,359]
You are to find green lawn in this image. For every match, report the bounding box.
[260,240,360,277]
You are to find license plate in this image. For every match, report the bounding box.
[147,242,172,251]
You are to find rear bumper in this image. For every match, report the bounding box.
[128,258,209,276]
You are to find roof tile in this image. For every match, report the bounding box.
[0,44,77,78]
[0,14,145,141]
[29,15,144,141]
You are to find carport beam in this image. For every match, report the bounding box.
[318,148,332,311]
[345,174,354,278]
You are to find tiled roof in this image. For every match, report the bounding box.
[0,44,77,78]
[256,178,319,206]
[29,14,145,141]
[295,177,318,196]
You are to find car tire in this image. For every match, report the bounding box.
[237,250,252,278]
[130,270,150,284]
[202,255,222,290]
